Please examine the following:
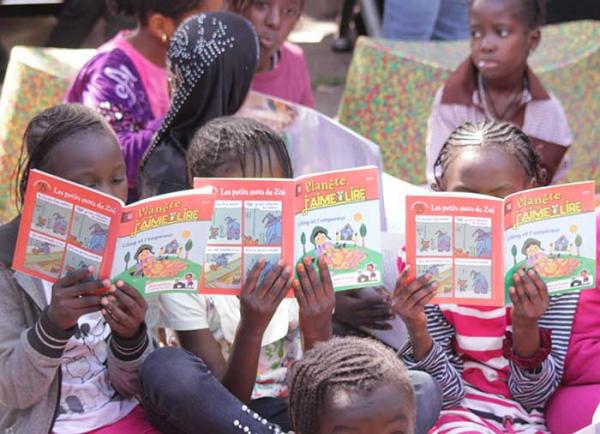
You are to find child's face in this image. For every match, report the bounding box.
[319,384,415,434]
[241,0,302,72]
[469,0,540,82]
[44,128,128,203]
[209,146,285,178]
[437,147,536,199]
[315,233,327,245]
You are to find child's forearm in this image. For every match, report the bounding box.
[406,321,434,361]
[512,319,541,358]
[220,327,263,404]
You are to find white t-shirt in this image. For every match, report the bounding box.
[160,293,302,400]
[42,281,137,434]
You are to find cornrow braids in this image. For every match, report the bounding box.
[186,116,293,181]
[14,103,114,208]
[433,120,545,186]
[288,337,416,434]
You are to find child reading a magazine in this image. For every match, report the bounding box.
[0,104,156,433]
[395,120,581,433]
[426,0,572,185]
[228,0,315,107]
[141,116,335,432]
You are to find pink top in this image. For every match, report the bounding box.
[251,42,314,108]
[545,211,600,433]
[101,32,170,119]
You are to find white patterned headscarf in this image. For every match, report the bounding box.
[138,12,258,197]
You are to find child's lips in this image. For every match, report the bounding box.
[259,35,276,49]
[477,59,500,70]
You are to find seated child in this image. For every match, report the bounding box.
[396,120,580,433]
[288,336,417,434]
[0,104,155,433]
[141,336,422,434]
[426,0,572,185]
[138,12,259,198]
[67,0,221,201]
[544,209,600,433]
[228,0,315,107]
[141,117,334,433]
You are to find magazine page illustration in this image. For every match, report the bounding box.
[405,194,505,307]
[13,170,122,283]
[503,182,596,298]
[109,192,214,296]
[294,167,383,291]
[193,178,295,296]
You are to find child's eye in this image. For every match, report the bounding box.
[497,28,509,37]
[253,0,270,9]
[283,6,300,17]
[471,29,482,39]
[112,177,125,185]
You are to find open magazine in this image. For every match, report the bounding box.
[193,166,383,296]
[405,182,596,306]
[13,170,214,296]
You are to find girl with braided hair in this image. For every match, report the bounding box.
[141,116,335,433]
[288,336,417,434]
[0,104,155,433]
[395,120,582,432]
[426,0,572,185]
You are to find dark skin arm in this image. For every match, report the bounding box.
[294,257,336,350]
[177,260,292,404]
[509,268,549,358]
[392,268,438,361]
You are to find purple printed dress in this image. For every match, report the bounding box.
[66,34,168,202]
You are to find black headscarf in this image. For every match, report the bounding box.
[138,12,258,198]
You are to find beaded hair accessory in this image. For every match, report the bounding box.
[140,12,259,169]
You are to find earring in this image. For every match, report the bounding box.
[161,33,168,43]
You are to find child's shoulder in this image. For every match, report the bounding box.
[281,41,305,56]
[280,42,308,65]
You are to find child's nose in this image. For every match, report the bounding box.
[266,6,281,29]
[480,35,496,52]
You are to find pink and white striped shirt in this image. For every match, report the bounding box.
[400,296,579,433]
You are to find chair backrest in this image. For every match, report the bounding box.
[0,46,95,222]
[338,20,600,187]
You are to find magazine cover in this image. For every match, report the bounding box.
[405,182,596,307]
[194,166,383,295]
[293,167,383,290]
[14,170,214,296]
[108,192,214,296]
[503,182,596,298]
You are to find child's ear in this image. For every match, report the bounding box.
[147,13,178,43]
[528,28,542,55]
[431,180,441,192]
